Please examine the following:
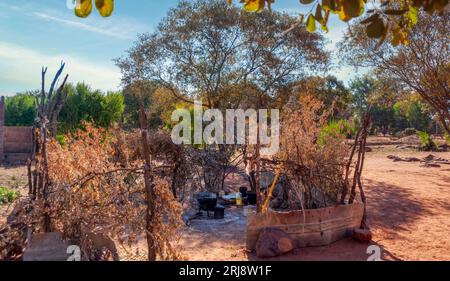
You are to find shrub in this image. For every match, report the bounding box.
[319,119,356,145]
[55,135,66,146]
[417,131,437,151]
[0,186,19,205]
[4,93,37,126]
[445,133,450,145]
[278,94,349,209]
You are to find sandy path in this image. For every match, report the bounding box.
[363,150,450,261]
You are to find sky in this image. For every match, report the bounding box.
[0,0,354,96]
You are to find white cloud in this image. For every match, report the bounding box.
[0,2,148,40]
[32,12,141,40]
[0,41,122,93]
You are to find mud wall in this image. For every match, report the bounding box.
[0,96,33,165]
[0,96,4,163]
[247,202,364,251]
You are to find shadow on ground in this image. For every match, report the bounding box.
[364,179,431,234]
[246,239,402,261]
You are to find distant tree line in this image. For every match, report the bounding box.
[3,83,124,135]
[4,74,444,137]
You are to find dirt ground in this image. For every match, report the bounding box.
[0,166,29,226]
[1,146,450,261]
[178,147,450,261]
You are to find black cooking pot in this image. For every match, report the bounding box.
[197,197,217,212]
[246,192,257,205]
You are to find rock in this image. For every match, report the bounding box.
[420,163,441,168]
[387,155,420,162]
[353,228,372,243]
[423,154,436,162]
[255,228,294,258]
[82,232,120,261]
[399,135,420,145]
[439,144,450,152]
[23,232,71,261]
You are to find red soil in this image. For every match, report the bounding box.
[179,149,450,261]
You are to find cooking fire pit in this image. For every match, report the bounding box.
[195,192,218,217]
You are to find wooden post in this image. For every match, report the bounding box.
[0,96,4,165]
[137,92,157,261]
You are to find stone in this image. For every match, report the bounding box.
[23,232,71,261]
[353,228,373,243]
[82,232,120,261]
[255,228,294,258]
[420,162,441,168]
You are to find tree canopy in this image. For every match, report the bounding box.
[4,92,37,127]
[232,0,449,46]
[116,0,329,109]
[59,83,124,133]
[339,10,449,134]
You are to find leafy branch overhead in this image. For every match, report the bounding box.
[231,0,449,46]
[74,0,114,18]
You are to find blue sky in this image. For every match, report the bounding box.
[0,0,353,96]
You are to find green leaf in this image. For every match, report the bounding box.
[244,0,265,13]
[391,28,408,46]
[340,0,365,21]
[322,0,339,12]
[95,0,114,17]
[75,0,93,18]
[306,14,316,32]
[366,16,385,38]
[408,5,419,25]
[315,4,324,24]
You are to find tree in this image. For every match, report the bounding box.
[122,83,183,130]
[4,92,37,126]
[116,0,328,109]
[340,11,450,134]
[292,75,352,119]
[116,0,329,213]
[349,75,375,116]
[393,94,433,132]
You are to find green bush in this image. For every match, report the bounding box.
[56,134,66,146]
[319,119,356,145]
[416,131,437,151]
[417,131,430,146]
[4,92,37,126]
[0,186,19,205]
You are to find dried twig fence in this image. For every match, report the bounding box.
[250,113,372,229]
[27,62,69,232]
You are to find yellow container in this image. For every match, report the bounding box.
[236,193,243,206]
